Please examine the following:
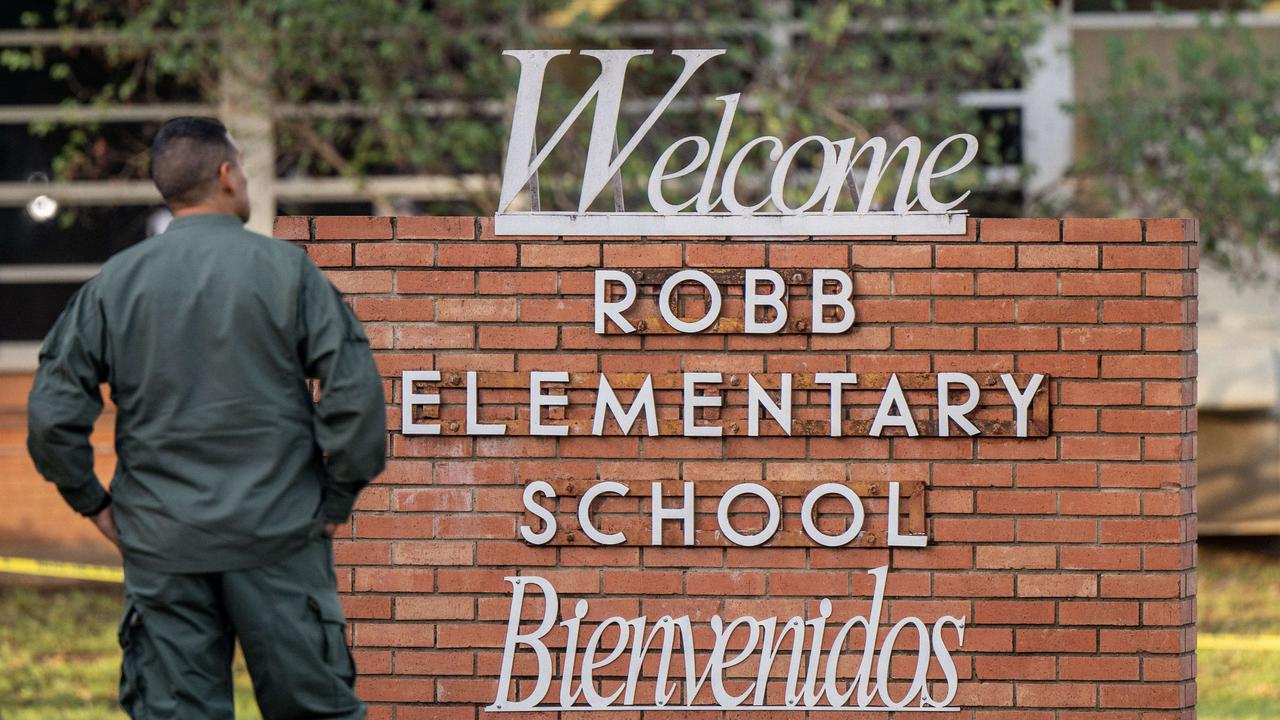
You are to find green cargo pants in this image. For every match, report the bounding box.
[118,535,364,720]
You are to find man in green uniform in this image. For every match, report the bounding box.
[27,116,387,720]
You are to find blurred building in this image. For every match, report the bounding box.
[1,1,1277,563]
[1196,266,1280,534]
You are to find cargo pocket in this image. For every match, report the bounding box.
[117,601,146,719]
[308,592,356,691]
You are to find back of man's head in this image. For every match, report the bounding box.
[150,117,236,208]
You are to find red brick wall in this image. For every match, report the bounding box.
[277,216,1198,720]
[0,373,120,565]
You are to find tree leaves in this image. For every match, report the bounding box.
[23,0,1045,216]
[1070,11,1280,275]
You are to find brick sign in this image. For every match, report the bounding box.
[276,215,1198,718]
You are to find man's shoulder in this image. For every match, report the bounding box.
[101,222,307,275]
[98,235,163,276]
[164,220,307,256]
[235,225,311,262]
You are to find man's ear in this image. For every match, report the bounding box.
[217,161,235,192]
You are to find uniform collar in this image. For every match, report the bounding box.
[166,213,245,231]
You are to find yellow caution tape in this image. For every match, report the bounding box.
[0,555,123,583]
[1199,633,1280,652]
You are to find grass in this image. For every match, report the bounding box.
[0,539,1276,718]
[1197,538,1280,720]
[0,587,261,720]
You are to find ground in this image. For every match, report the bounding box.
[1196,538,1280,719]
[0,539,1276,719]
[0,588,261,720]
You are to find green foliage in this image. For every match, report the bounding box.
[20,1,1047,214]
[1070,9,1280,272]
[19,0,552,211]
[528,0,1046,212]
[740,0,1044,208]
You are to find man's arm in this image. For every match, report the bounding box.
[298,255,388,525]
[27,278,112,518]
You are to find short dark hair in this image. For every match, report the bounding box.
[150,117,236,206]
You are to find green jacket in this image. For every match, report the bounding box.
[27,213,387,572]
